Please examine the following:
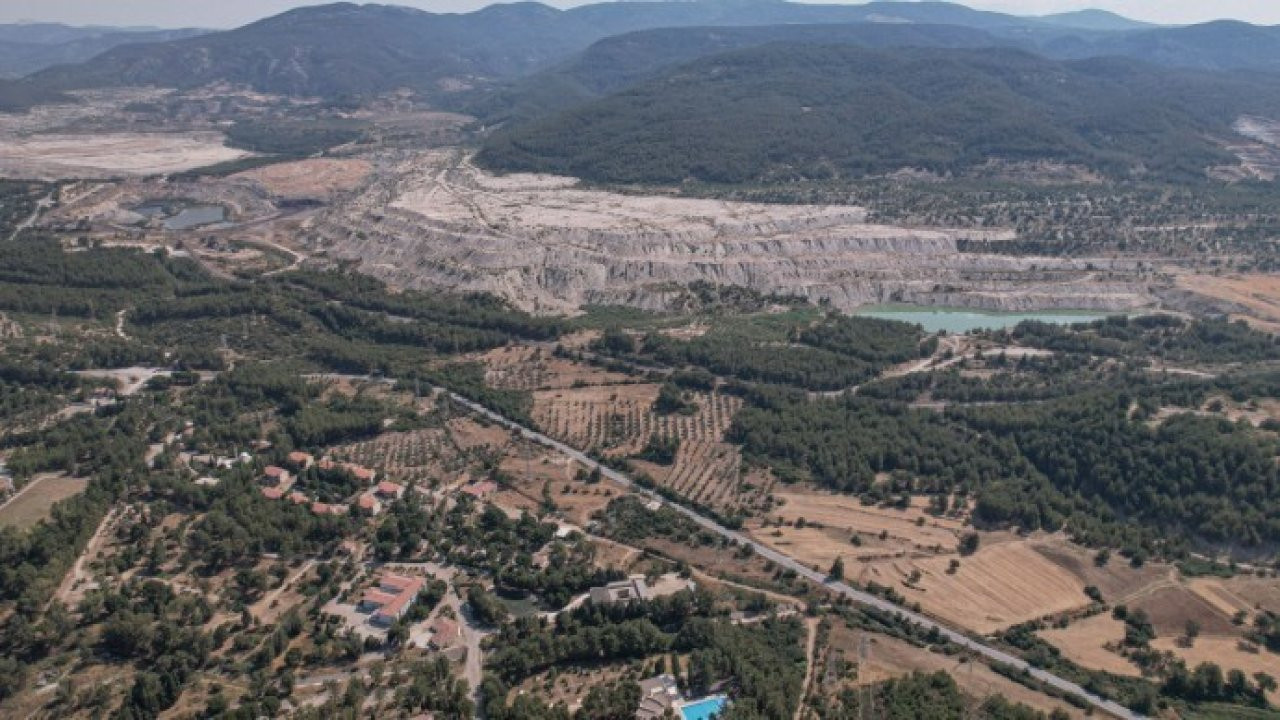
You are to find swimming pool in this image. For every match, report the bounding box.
[680,695,727,720]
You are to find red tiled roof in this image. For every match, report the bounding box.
[380,573,419,591]
[358,494,379,509]
[261,487,284,500]
[263,465,288,478]
[362,589,397,606]
[287,451,313,464]
[289,491,309,504]
[375,589,416,620]
[376,481,402,496]
[348,464,376,480]
[318,459,337,470]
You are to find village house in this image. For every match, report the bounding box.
[589,574,695,606]
[346,463,377,483]
[260,487,284,500]
[357,494,382,514]
[261,465,290,486]
[359,573,426,626]
[375,481,404,499]
[635,675,681,719]
[286,451,315,469]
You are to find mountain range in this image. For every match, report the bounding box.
[3,1,1280,185]
[17,0,1280,104]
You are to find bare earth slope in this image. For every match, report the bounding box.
[317,149,1152,314]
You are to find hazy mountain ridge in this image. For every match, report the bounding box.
[476,44,1280,184]
[0,24,206,78]
[23,0,1280,103]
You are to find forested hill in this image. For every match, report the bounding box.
[468,22,1000,125]
[0,78,71,113]
[476,44,1280,185]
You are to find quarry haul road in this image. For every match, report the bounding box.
[308,373,1141,720]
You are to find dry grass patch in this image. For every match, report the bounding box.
[1130,585,1236,637]
[895,540,1089,635]
[1176,273,1280,334]
[1151,636,1280,704]
[0,473,88,530]
[1038,614,1142,678]
[767,490,964,552]
[1189,576,1280,617]
[824,624,1087,718]
[755,524,864,576]
[447,416,514,452]
[1031,541,1172,605]
[493,448,618,525]
[234,158,371,199]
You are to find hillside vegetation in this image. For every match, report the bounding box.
[477,44,1280,184]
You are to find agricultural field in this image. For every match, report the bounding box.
[821,622,1088,718]
[1176,273,1280,333]
[0,473,88,530]
[492,441,620,526]
[1189,575,1280,617]
[528,367,762,511]
[763,490,965,553]
[1037,613,1143,678]
[886,539,1092,635]
[1029,542,1172,605]
[531,382,660,454]
[1129,585,1239,637]
[1151,637,1280,704]
[331,426,459,486]
[480,344,633,391]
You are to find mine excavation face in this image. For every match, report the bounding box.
[315,149,1154,316]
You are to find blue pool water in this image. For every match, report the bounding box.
[681,696,727,720]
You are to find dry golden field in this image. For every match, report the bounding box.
[1177,273,1280,333]
[1152,636,1280,704]
[824,624,1087,718]
[1038,614,1142,678]
[0,474,89,530]
[898,540,1090,634]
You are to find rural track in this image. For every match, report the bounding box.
[305,373,1145,720]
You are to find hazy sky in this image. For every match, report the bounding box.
[1,0,1278,29]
